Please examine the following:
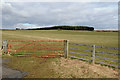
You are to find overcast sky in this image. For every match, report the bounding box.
[1,2,118,30]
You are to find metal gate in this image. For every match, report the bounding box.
[2,40,67,58]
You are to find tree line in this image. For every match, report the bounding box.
[25,25,94,31]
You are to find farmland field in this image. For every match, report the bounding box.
[1,30,118,47]
[1,30,119,78]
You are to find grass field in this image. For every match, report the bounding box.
[1,30,119,78]
[2,30,118,47]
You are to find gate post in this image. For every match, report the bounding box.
[64,40,69,58]
[92,45,95,64]
[2,40,7,54]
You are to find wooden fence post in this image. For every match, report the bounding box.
[2,40,7,54]
[64,40,69,58]
[92,45,95,64]
[64,40,66,57]
[66,40,69,58]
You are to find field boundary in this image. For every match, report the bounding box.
[1,40,119,68]
[69,42,119,68]
[2,40,69,58]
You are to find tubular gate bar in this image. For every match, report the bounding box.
[2,40,68,58]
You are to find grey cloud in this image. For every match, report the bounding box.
[2,2,118,30]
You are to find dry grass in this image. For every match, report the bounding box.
[52,57,119,78]
[2,55,58,78]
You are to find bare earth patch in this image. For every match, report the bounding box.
[51,57,119,78]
